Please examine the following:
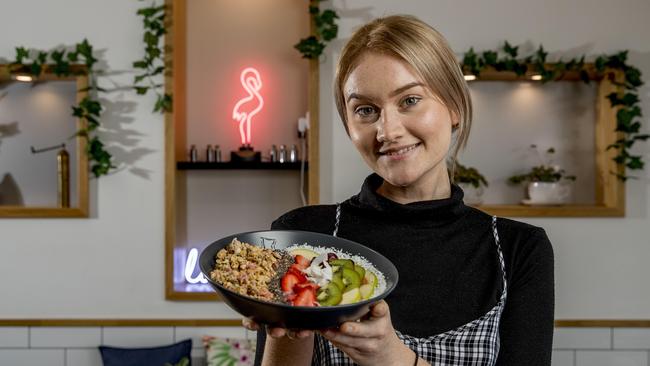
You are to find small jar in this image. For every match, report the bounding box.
[215,145,222,163]
[289,144,298,163]
[278,144,287,163]
[270,144,278,163]
[189,144,198,162]
[206,144,215,162]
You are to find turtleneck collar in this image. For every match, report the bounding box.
[346,173,469,224]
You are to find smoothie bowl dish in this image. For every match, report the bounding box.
[199,230,398,329]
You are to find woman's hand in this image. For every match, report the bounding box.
[320,300,418,366]
[242,318,313,340]
[243,318,315,366]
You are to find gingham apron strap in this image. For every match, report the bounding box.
[492,215,508,297]
[333,203,341,237]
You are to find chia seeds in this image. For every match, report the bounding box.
[269,251,294,304]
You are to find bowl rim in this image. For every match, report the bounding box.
[199,229,399,311]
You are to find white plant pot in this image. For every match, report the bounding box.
[458,183,484,205]
[524,182,571,205]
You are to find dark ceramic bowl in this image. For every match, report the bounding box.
[199,230,399,329]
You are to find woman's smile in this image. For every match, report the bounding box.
[378,142,422,161]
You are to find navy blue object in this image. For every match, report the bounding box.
[99,339,192,366]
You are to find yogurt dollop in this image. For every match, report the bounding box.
[301,253,332,287]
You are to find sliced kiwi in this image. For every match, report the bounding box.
[353,264,365,279]
[341,267,361,291]
[330,273,345,290]
[329,259,354,270]
[317,283,343,306]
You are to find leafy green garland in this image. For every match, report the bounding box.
[133,0,172,113]
[462,42,647,180]
[294,0,339,59]
[8,40,114,177]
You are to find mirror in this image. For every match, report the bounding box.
[0,65,88,218]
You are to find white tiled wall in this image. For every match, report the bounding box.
[1,326,650,366]
[551,328,650,366]
[0,325,256,366]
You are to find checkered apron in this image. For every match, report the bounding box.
[313,205,507,365]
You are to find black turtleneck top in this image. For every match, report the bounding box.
[258,174,554,365]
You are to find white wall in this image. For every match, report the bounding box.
[0,0,648,320]
[319,0,650,319]
[0,0,230,318]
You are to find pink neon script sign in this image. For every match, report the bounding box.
[232,67,264,145]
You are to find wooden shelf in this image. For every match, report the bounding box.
[176,161,308,170]
[0,207,88,218]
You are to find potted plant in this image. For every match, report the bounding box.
[453,162,489,205]
[508,145,576,205]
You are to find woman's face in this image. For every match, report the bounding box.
[343,52,456,189]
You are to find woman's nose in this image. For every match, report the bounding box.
[376,109,405,143]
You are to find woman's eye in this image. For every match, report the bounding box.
[355,106,377,117]
[402,96,420,107]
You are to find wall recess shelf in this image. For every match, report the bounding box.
[466,65,625,217]
[164,0,320,301]
[176,161,308,170]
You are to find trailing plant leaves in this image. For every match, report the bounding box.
[503,41,518,58]
[625,67,643,89]
[454,163,489,188]
[607,92,640,107]
[482,50,498,66]
[154,93,172,113]
[135,86,149,95]
[133,1,171,114]
[461,41,647,179]
[8,42,114,177]
[15,47,29,63]
[535,45,548,64]
[133,60,147,68]
[462,48,481,76]
[294,36,325,59]
[295,1,338,59]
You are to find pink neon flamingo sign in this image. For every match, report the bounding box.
[232,67,264,146]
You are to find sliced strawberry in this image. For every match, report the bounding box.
[293,282,320,293]
[294,255,311,269]
[292,288,317,307]
[281,273,300,293]
[287,265,307,282]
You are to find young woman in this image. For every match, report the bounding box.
[246,15,554,366]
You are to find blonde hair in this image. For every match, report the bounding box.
[334,15,472,171]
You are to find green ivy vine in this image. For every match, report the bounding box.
[133,0,172,113]
[294,0,339,59]
[8,40,114,177]
[462,42,647,180]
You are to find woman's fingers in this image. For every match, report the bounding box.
[369,301,389,318]
[295,329,313,338]
[321,329,379,352]
[242,317,259,331]
[267,327,313,339]
[335,301,392,338]
[268,327,287,338]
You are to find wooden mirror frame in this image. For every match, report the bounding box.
[164,0,320,300]
[0,65,89,218]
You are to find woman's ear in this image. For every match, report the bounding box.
[450,111,460,130]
